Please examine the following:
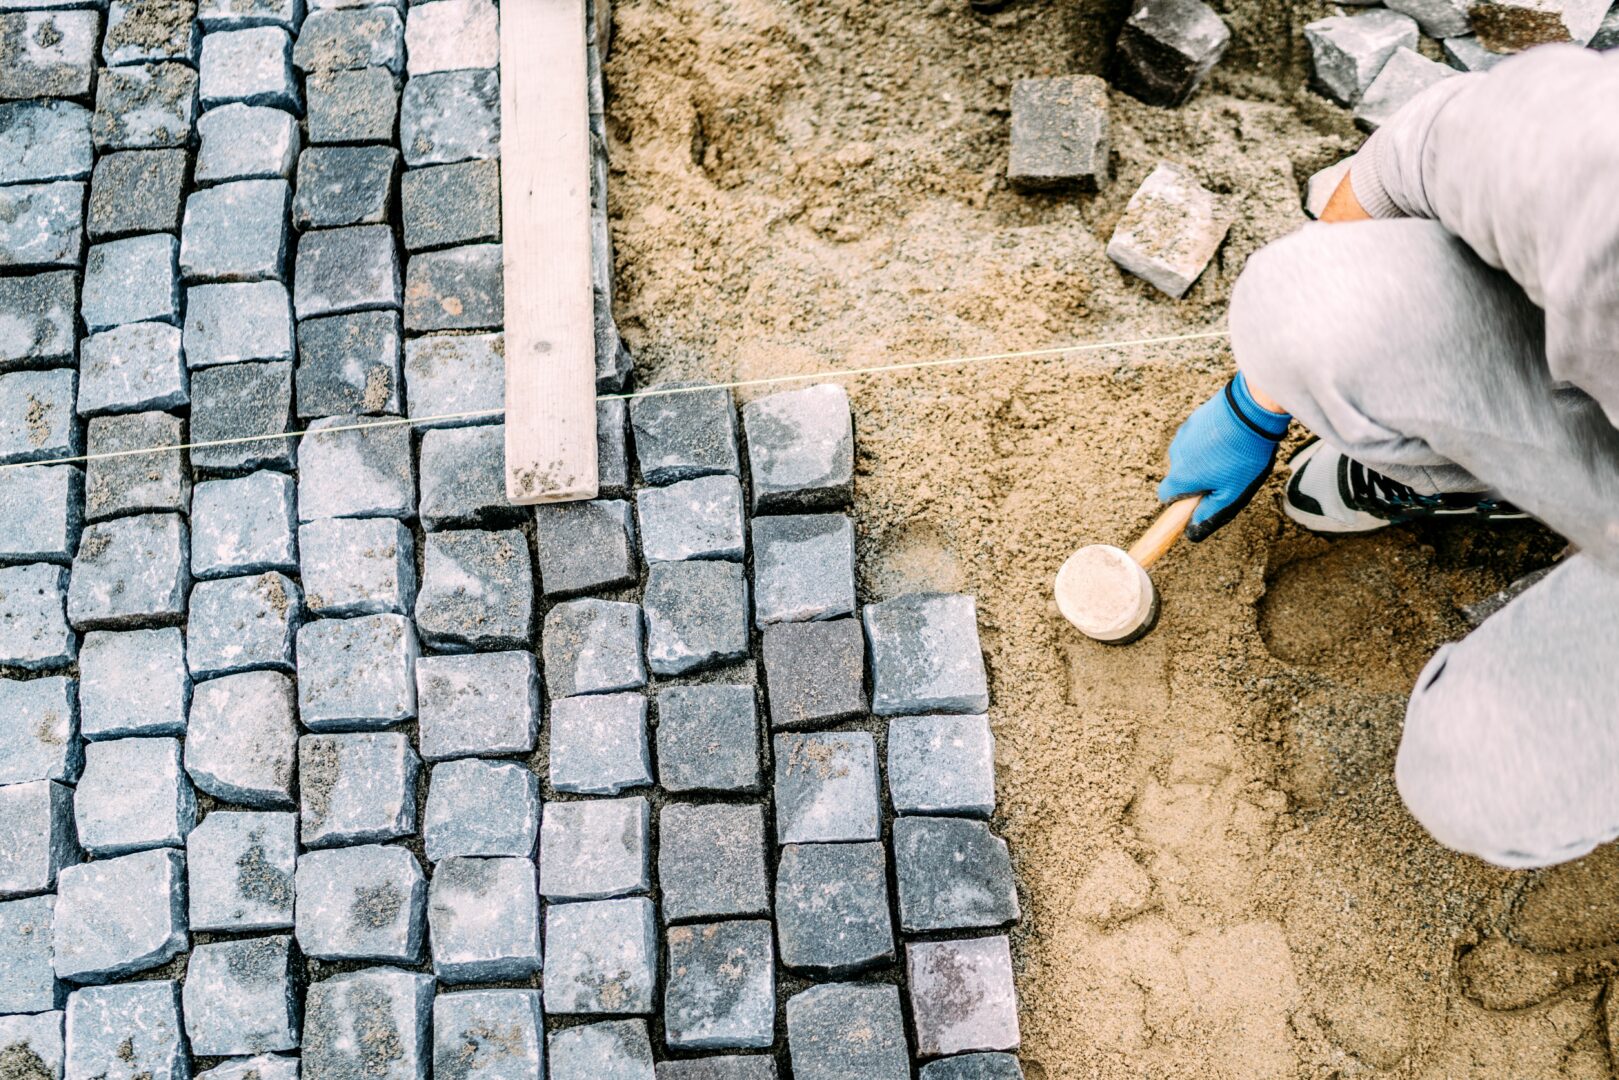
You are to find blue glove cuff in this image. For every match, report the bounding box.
[1229,372,1291,439]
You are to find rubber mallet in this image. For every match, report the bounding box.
[1053,497,1198,644]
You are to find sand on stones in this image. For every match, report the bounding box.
[605,0,1601,1075]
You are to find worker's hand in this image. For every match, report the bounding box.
[1158,373,1291,540]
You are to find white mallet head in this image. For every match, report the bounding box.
[1054,542,1159,644]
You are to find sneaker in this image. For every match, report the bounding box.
[1283,439,1529,534]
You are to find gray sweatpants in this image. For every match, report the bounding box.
[1230,219,1619,869]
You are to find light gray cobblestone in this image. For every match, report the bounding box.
[185,810,296,931]
[422,759,538,861]
[548,692,650,795]
[181,936,299,1055]
[427,856,543,982]
[415,650,537,759]
[64,981,187,1080]
[77,323,186,414]
[298,731,419,847]
[543,898,658,1016]
[299,517,415,617]
[185,669,298,807]
[0,676,80,784]
[191,471,298,579]
[186,571,301,678]
[52,848,186,982]
[295,843,425,961]
[539,797,650,901]
[0,780,78,899]
[73,736,195,856]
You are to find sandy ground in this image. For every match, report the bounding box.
[603,1,1615,1075]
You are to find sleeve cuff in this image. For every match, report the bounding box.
[1349,133,1406,220]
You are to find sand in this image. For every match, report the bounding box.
[604,1,1611,1074]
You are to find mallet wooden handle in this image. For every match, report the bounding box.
[1126,498,1199,571]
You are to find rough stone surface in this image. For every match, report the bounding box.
[404,0,496,74]
[775,842,893,975]
[81,234,179,331]
[1384,0,1471,36]
[1105,162,1232,299]
[752,514,855,626]
[1470,0,1608,49]
[1111,0,1230,107]
[187,571,301,678]
[432,990,544,1080]
[0,562,74,669]
[636,475,744,564]
[78,323,186,415]
[197,0,297,29]
[0,676,79,784]
[427,856,543,983]
[0,100,91,184]
[294,6,404,72]
[0,271,75,369]
[417,425,519,530]
[1355,46,1456,132]
[1442,34,1510,71]
[400,68,499,165]
[0,1012,63,1080]
[78,628,187,739]
[1008,75,1108,191]
[630,385,739,485]
[184,280,295,367]
[297,731,419,847]
[402,331,502,427]
[533,498,637,597]
[63,981,187,1080]
[199,26,297,110]
[643,560,749,677]
[302,969,434,1080]
[888,714,996,817]
[599,396,632,494]
[83,413,187,522]
[539,797,650,901]
[785,984,909,1080]
[297,414,414,520]
[415,650,537,760]
[0,780,78,899]
[296,310,403,418]
[422,759,539,861]
[919,1055,1026,1080]
[549,692,651,795]
[86,148,185,239]
[67,513,189,630]
[0,182,82,269]
[1303,10,1419,106]
[655,1060,778,1080]
[665,921,775,1050]
[543,898,658,1015]
[91,63,198,150]
[773,732,880,844]
[402,158,499,251]
[102,0,198,65]
[179,178,290,283]
[185,669,297,807]
[655,684,761,794]
[297,614,418,730]
[0,12,98,100]
[191,471,297,579]
[414,528,533,650]
[865,593,990,715]
[541,598,646,698]
[549,1021,655,1080]
[294,843,425,961]
[403,242,503,331]
[1591,3,1619,48]
[761,619,866,730]
[52,848,186,982]
[73,736,195,856]
[195,1055,298,1080]
[188,361,296,474]
[185,810,296,931]
[659,803,768,923]
[295,145,398,228]
[294,224,401,317]
[0,894,61,1012]
[181,936,299,1055]
[299,517,414,617]
[894,817,1020,932]
[306,66,399,145]
[0,369,77,465]
[908,937,1021,1056]
[195,103,298,183]
[743,386,851,513]
[0,465,79,566]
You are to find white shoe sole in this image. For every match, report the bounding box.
[1282,441,1393,535]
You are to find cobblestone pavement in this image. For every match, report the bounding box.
[0,0,1025,1077]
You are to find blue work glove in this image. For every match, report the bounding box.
[1158,373,1291,541]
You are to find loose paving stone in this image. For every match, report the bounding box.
[185,810,296,931]
[774,842,893,975]
[630,385,739,485]
[400,68,499,165]
[294,7,404,72]
[1304,157,1351,220]
[544,898,658,1015]
[433,990,545,1080]
[908,937,1021,1056]
[417,425,519,529]
[1111,0,1229,107]
[66,513,189,630]
[182,936,298,1055]
[102,0,198,65]
[184,281,295,367]
[401,158,499,251]
[294,145,398,229]
[306,66,399,144]
[414,529,533,650]
[0,780,77,898]
[0,11,98,100]
[81,234,179,331]
[91,63,198,150]
[53,848,186,981]
[297,310,403,418]
[185,669,298,806]
[179,178,290,282]
[1384,0,1471,37]
[1471,0,1608,49]
[404,0,496,74]
[655,684,761,794]
[73,736,195,856]
[549,692,650,795]
[415,650,537,759]
[761,619,865,730]
[195,102,298,183]
[865,592,990,715]
[423,759,538,860]
[1105,162,1232,299]
[78,628,187,739]
[643,560,749,677]
[1007,74,1108,191]
[427,856,543,982]
[0,465,80,565]
[402,331,502,427]
[774,732,880,844]
[191,471,298,578]
[0,369,77,464]
[1592,3,1619,48]
[541,599,646,697]
[599,396,631,493]
[0,100,91,184]
[659,803,768,923]
[87,150,185,241]
[0,894,61,1012]
[888,714,996,817]
[742,384,853,513]
[187,571,300,678]
[403,243,503,331]
[299,731,419,847]
[197,0,297,30]
[665,921,775,1051]
[78,323,185,414]
[1355,46,1456,132]
[0,271,75,369]
[539,797,650,901]
[297,614,418,730]
[1442,34,1510,71]
[919,1055,1025,1080]
[300,518,414,616]
[752,514,855,626]
[0,563,73,669]
[549,1021,654,1080]
[294,843,425,960]
[0,676,79,784]
[189,360,296,474]
[785,984,909,1080]
[298,414,414,520]
[0,1012,63,1080]
[636,475,744,564]
[63,981,186,1080]
[295,224,402,317]
[656,1060,778,1080]
[303,968,433,1080]
[894,817,1020,932]
[0,182,84,268]
[533,498,637,597]
[195,1056,298,1080]
[83,412,188,521]
[1303,10,1419,106]
[199,26,297,110]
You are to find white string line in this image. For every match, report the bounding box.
[0,328,1229,472]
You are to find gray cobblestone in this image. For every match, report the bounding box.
[67,513,189,630]
[775,841,892,975]
[539,797,650,901]
[402,242,504,333]
[533,498,636,598]
[418,425,518,529]
[643,560,749,677]
[664,920,775,1051]
[0,369,78,463]
[91,63,198,150]
[195,103,298,183]
[0,1012,62,1080]
[402,159,499,251]
[0,780,78,899]
[295,224,401,317]
[294,7,404,72]
[180,178,290,283]
[888,714,995,817]
[0,12,98,100]
[0,562,74,669]
[0,894,61,1012]
[64,982,186,1080]
[1304,10,1418,106]
[103,0,198,65]
[1105,162,1231,299]
[306,66,398,144]
[752,514,854,626]
[0,464,80,565]
[761,619,865,729]
[0,100,91,184]
[919,1055,1025,1080]
[199,26,297,110]
[541,598,646,697]
[599,396,631,494]
[87,148,186,240]
[185,669,297,807]
[0,181,83,268]
[0,272,75,369]
[53,848,186,982]
[294,145,398,228]
[415,650,537,759]
[543,898,658,1015]
[303,968,433,1080]
[549,1021,654,1080]
[182,936,299,1055]
[656,1059,778,1080]
[73,736,195,856]
[300,517,414,617]
[908,937,1021,1057]
[189,361,296,474]
[184,281,295,367]
[1007,75,1109,191]
[630,384,739,485]
[549,692,650,795]
[1112,0,1230,108]
[894,817,1019,932]
[82,233,180,331]
[741,384,853,513]
[1354,45,1454,132]
[296,310,403,418]
[427,856,543,982]
[191,471,298,579]
[185,810,296,931]
[404,0,496,74]
[196,1056,298,1080]
[422,759,538,860]
[295,843,425,961]
[78,323,186,414]
[785,984,909,1080]
[197,0,298,30]
[658,803,768,923]
[298,731,419,847]
[432,990,544,1080]
[655,684,761,794]
[400,68,498,165]
[402,331,501,428]
[79,628,188,739]
[298,414,414,520]
[773,732,879,844]
[415,528,533,650]
[636,475,744,564]
[865,593,989,716]
[0,676,79,783]
[83,412,188,521]
[297,614,418,730]
[187,571,301,678]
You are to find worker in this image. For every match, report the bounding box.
[1156,44,1619,870]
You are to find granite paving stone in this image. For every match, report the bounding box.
[187,571,301,678]
[294,145,398,228]
[0,369,78,464]
[658,803,768,923]
[784,984,909,1080]
[0,894,61,1012]
[67,513,189,630]
[179,178,290,282]
[637,475,744,564]
[643,560,749,677]
[774,842,893,975]
[102,0,198,65]
[1472,0,1608,49]
[185,810,296,931]
[306,66,398,144]
[0,464,80,565]
[0,676,80,784]
[400,68,499,165]
[894,817,1020,932]
[403,242,503,331]
[630,384,739,485]
[191,471,298,578]
[432,990,545,1080]
[919,1055,1026,1080]
[91,63,198,150]
[294,843,425,961]
[422,759,539,861]
[300,518,415,616]
[599,396,632,493]
[1007,74,1109,191]
[549,1021,655,1080]
[1354,46,1455,132]
[539,797,650,901]
[888,714,996,817]
[655,1060,778,1080]
[415,650,537,759]
[741,384,853,513]
[0,1012,62,1080]
[761,619,865,729]
[865,593,990,715]
[402,331,502,427]
[188,360,296,474]
[655,684,761,794]
[773,732,880,844]
[418,425,520,529]
[185,669,298,807]
[0,780,78,899]
[1384,0,1471,38]
[402,158,499,250]
[296,614,418,730]
[1303,10,1419,106]
[82,234,180,330]
[181,936,299,1055]
[195,103,298,183]
[297,414,414,520]
[0,100,91,183]
[664,921,775,1051]
[427,856,544,982]
[197,0,298,30]
[1442,34,1509,72]
[752,514,855,625]
[548,691,650,793]
[86,149,185,240]
[293,7,404,72]
[414,528,534,650]
[298,731,419,847]
[184,281,295,366]
[541,598,646,697]
[404,0,496,74]
[0,563,74,669]
[0,272,75,369]
[0,12,98,100]
[199,26,298,110]
[533,498,637,597]
[78,628,188,739]
[543,898,658,1015]
[296,310,403,417]
[294,224,402,317]
[77,323,186,414]
[83,412,188,521]
[1105,162,1232,299]
[908,937,1021,1056]
[52,848,186,982]
[73,736,195,856]
[194,1055,298,1080]
[302,968,433,1080]
[63,981,186,1080]
[1110,0,1230,107]
[0,182,84,268]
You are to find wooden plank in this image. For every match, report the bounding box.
[500,0,599,504]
